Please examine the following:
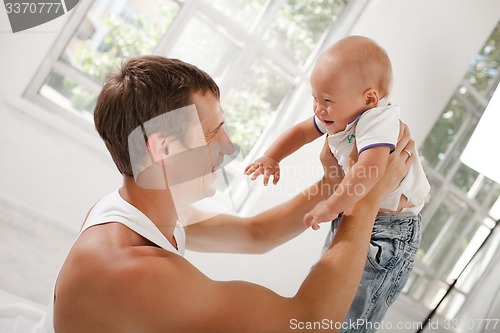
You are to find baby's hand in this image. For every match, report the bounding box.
[244,156,280,186]
[304,201,339,230]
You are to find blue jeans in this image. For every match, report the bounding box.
[322,212,422,333]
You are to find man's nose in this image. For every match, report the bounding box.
[218,129,235,155]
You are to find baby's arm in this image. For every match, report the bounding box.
[245,117,323,185]
[304,146,391,229]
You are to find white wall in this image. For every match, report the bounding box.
[0,7,64,98]
[0,5,121,304]
[0,0,499,321]
[0,9,121,225]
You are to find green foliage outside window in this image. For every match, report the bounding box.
[420,23,500,171]
[223,62,292,156]
[72,5,178,83]
[56,2,178,114]
[419,99,469,168]
[264,0,344,64]
[465,23,500,97]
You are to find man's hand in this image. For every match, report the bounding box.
[303,200,339,230]
[244,156,281,186]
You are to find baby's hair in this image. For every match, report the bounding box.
[324,36,393,97]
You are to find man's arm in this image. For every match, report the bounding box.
[187,137,342,253]
[114,175,386,333]
[122,127,415,333]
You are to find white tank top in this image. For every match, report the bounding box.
[32,189,186,333]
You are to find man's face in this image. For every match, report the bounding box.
[129,91,235,206]
[185,91,235,198]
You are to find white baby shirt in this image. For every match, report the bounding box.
[314,98,430,214]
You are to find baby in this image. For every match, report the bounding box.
[245,35,430,330]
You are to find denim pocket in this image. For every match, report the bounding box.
[367,235,401,271]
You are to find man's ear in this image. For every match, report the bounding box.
[146,132,172,162]
[363,88,379,108]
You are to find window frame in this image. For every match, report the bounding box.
[406,27,500,318]
[23,0,371,211]
[24,0,98,126]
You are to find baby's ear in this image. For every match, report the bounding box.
[363,88,379,107]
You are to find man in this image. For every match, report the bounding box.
[37,56,415,333]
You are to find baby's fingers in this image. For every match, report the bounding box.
[263,168,272,186]
[251,167,264,181]
[304,213,313,228]
[244,163,259,175]
[304,213,319,230]
[273,170,280,185]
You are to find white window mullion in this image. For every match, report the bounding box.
[480,182,500,214]
[485,74,500,98]
[197,0,252,43]
[252,0,287,36]
[24,0,96,99]
[153,0,201,56]
[52,61,102,95]
[460,80,489,111]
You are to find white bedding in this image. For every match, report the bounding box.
[0,290,46,333]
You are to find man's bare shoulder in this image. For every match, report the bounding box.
[55,222,292,333]
[61,222,192,286]
[55,222,199,332]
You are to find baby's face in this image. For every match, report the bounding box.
[310,63,368,133]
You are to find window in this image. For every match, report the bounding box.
[404,21,500,319]
[25,0,356,158]
[34,0,181,118]
[25,0,368,210]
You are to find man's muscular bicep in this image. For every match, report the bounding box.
[129,256,296,332]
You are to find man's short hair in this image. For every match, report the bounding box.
[93,56,220,176]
